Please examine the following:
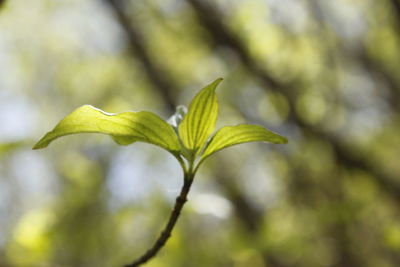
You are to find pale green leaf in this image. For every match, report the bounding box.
[33,105,181,154]
[201,124,288,160]
[178,78,222,156]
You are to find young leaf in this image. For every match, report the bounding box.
[178,78,222,156]
[201,124,288,160]
[33,105,181,154]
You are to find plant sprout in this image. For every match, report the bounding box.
[33,78,288,266]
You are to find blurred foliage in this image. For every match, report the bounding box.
[0,0,400,266]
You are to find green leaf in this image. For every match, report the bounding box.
[178,78,223,156]
[201,124,288,160]
[33,105,181,154]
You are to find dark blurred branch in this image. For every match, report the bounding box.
[125,173,194,267]
[305,0,400,196]
[187,0,285,91]
[389,0,400,29]
[305,0,400,202]
[356,46,400,105]
[214,161,289,267]
[307,0,400,108]
[105,0,177,111]
[214,161,263,232]
[187,0,400,204]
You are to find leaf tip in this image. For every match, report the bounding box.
[206,78,224,92]
[271,133,288,144]
[212,77,223,88]
[32,139,47,150]
[32,132,53,150]
[32,143,43,150]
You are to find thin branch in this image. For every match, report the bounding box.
[125,173,194,267]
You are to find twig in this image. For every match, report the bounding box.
[124,173,194,267]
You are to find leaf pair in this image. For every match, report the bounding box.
[33,78,288,171]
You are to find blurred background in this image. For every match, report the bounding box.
[1,0,400,266]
